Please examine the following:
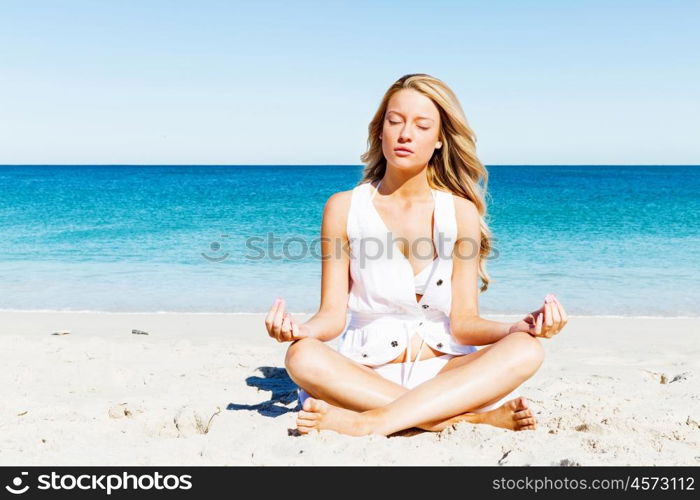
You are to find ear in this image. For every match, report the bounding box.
[436,141,442,149]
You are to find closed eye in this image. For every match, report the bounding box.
[389,120,430,130]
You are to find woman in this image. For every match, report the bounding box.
[264,74,567,436]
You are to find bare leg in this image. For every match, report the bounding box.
[286,334,539,433]
[286,337,454,432]
[294,331,544,436]
[285,337,410,410]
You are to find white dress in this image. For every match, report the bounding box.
[297,179,520,411]
[338,179,478,367]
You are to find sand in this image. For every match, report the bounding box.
[0,311,698,466]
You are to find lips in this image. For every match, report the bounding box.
[394,147,414,154]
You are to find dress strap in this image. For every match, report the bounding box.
[369,179,382,202]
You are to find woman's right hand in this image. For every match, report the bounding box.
[264,298,311,342]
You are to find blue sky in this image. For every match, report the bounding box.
[1,0,698,165]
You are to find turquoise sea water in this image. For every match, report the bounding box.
[0,165,698,316]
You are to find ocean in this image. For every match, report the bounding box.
[0,165,697,317]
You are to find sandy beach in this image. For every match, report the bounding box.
[0,311,698,466]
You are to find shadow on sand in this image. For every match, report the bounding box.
[226,365,426,437]
[226,366,300,417]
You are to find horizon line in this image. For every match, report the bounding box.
[0,163,698,167]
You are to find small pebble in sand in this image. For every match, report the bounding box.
[108,403,133,419]
[131,329,149,335]
[51,330,71,336]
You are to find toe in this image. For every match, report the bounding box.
[517,417,536,427]
[297,425,315,435]
[517,423,536,431]
[298,410,318,420]
[506,396,528,413]
[308,398,329,414]
[302,398,318,411]
[514,409,533,420]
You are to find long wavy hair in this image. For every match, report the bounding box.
[359,73,494,292]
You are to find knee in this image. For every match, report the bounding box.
[507,332,545,376]
[284,337,325,380]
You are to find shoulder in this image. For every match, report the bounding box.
[321,189,355,233]
[324,189,354,215]
[450,195,480,237]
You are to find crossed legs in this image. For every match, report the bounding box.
[285,331,544,436]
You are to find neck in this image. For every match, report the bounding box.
[378,169,432,201]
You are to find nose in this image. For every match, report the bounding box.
[398,125,413,143]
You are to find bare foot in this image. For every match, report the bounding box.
[399,398,536,433]
[466,396,537,431]
[296,396,536,436]
[296,398,374,436]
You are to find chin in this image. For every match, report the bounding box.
[394,156,425,166]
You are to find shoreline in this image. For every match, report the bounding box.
[1,309,698,320]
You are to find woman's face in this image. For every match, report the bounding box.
[380,88,442,169]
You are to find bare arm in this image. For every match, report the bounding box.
[300,191,352,342]
[449,196,515,346]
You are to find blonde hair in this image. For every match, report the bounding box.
[359,73,494,292]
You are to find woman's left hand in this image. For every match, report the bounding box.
[509,293,568,339]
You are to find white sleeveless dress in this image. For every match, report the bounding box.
[338,180,478,366]
[297,180,520,411]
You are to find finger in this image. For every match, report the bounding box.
[264,298,281,336]
[265,298,280,325]
[290,317,301,339]
[283,313,296,340]
[288,317,297,340]
[535,312,543,336]
[279,313,293,342]
[555,298,568,325]
[527,314,539,334]
[544,301,554,336]
[272,299,286,337]
[550,300,562,330]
